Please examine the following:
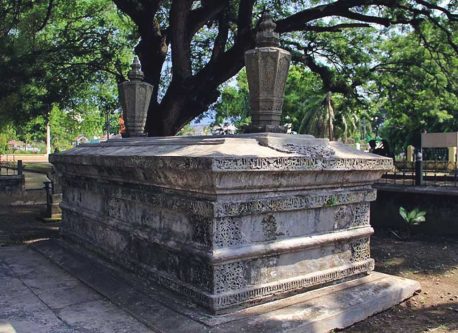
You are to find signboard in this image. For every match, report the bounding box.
[421,132,458,148]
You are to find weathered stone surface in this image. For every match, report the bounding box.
[118,57,153,137]
[50,133,392,313]
[32,239,421,333]
[0,245,151,333]
[245,13,291,133]
[245,47,291,131]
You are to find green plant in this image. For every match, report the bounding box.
[397,207,427,240]
[325,196,338,207]
[399,207,427,225]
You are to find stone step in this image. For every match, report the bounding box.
[31,238,420,333]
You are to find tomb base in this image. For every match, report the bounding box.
[50,133,396,313]
[32,238,421,333]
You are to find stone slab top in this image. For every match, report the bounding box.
[51,133,391,164]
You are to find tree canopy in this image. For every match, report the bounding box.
[0,0,457,152]
[112,0,457,136]
[215,13,457,152]
[0,0,135,138]
[375,22,458,151]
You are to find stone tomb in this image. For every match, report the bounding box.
[50,133,398,315]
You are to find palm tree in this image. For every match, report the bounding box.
[299,91,335,140]
[298,90,365,143]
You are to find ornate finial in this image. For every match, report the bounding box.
[128,56,144,81]
[244,9,291,133]
[256,11,279,47]
[119,55,153,137]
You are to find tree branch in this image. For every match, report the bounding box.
[170,0,193,80]
[236,0,256,43]
[276,0,376,33]
[188,1,228,37]
[210,12,230,63]
[36,0,54,32]
[112,0,161,32]
[303,23,371,32]
[338,11,393,27]
[415,0,458,21]
[286,41,355,95]
[275,0,443,33]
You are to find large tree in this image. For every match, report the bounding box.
[112,0,457,136]
[0,0,134,130]
[215,17,458,151]
[375,21,458,152]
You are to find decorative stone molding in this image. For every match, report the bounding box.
[54,154,392,173]
[212,157,393,171]
[245,12,291,133]
[211,227,373,263]
[214,218,243,248]
[211,260,374,309]
[214,262,246,293]
[267,142,336,159]
[57,226,376,312]
[351,203,371,227]
[214,188,376,217]
[61,199,374,264]
[118,57,154,137]
[64,176,376,220]
[350,237,371,263]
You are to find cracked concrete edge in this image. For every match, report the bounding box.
[0,245,152,333]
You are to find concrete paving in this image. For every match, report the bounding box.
[0,245,153,333]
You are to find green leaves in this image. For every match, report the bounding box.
[213,68,251,129]
[0,0,136,130]
[375,21,458,151]
[399,206,408,221]
[399,207,427,226]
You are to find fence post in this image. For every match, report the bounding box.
[415,149,424,186]
[17,160,23,176]
[448,147,457,172]
[44,181,52,216]
[407,145,415,162]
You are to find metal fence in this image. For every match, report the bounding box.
[0,160,23,176]
[380,159,458,187]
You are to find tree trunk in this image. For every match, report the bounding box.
[145,81,225,136]
[144,40,251,136]
[325,92,334,141]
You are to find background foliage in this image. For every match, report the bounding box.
[0,0,135,151]
[0,1,457,154]
[214,20,458,153]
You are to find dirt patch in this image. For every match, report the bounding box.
[0,205,59,245]
[343,233,458,333]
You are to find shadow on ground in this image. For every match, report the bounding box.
[343,233,458,333]
[0,205,59,245]
[371,233,458,276]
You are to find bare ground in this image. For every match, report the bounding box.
[343,233,458,333]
